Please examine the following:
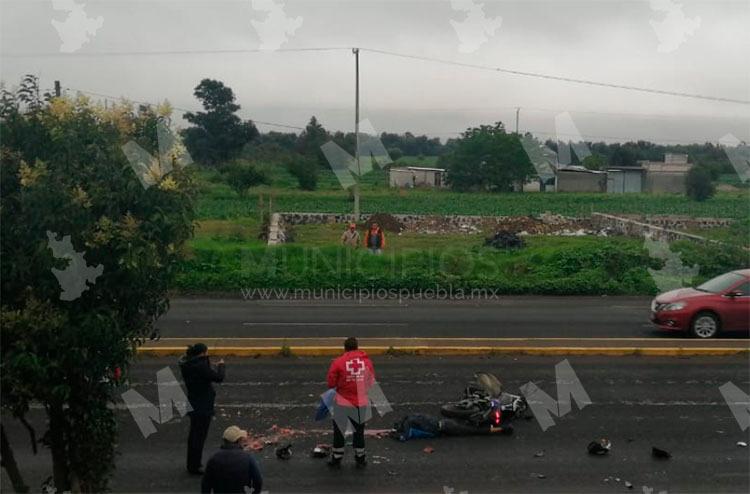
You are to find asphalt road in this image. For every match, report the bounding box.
[157,296,670,339]
[3,355,749,493]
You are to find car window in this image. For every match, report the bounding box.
[697,272,745,294]
[731,281,750,296]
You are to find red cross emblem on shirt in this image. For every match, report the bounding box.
[345,358,365,381]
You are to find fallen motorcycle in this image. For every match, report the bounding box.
[393,372,528,440]
[440,372,528,427]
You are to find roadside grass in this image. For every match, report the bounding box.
[175,234,665,295]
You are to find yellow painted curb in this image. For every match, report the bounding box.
[137,346,750,357]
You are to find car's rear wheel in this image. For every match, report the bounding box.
[690,312,720,339]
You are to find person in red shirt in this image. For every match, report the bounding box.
[325,337,375,468]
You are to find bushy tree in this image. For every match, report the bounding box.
[685,165,715,201]
[183,79,258,165]
[287,155,318,190]
[296,116,329,167]
[444,122,534,192]
[0,80,195,492]
[223,162,270,196]
[582,153,608,170]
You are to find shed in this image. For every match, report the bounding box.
[607,166,645,193]
[555,166,606,193]
[389,166,447,188]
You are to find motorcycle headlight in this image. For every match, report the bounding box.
[663,301,687,311]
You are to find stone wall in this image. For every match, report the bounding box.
[590,213,713,244]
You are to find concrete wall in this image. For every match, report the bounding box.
[590,213,714,244]
[389,169,414,188]
[645,172,687,194]
[557,171,606,192]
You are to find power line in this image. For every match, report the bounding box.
[67,87,305,130]
[66,87,735,144]
[360,47,750,105]
[6,45,746,104]
[3,47,351,58]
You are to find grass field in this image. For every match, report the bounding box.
[176,165,749,295]
[198,183,749,220]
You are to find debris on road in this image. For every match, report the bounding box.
[588,438,612,455]
[423,446,435,454]
[624,481,633,489]
[311,444,331,458]
[275,444,292,460]
[533,450,545,458]
[737,441,748,448]
[652,447,671,459]
[243,425,306,452]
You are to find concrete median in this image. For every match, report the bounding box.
[138,337,750,357]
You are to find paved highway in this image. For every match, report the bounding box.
[3,355,748,493]
[157,296,668,339]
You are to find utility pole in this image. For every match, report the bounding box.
[353,48,361,222]
[515,107,520,134]
[54,80,61,98]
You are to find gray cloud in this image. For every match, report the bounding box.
[1,0,748,143]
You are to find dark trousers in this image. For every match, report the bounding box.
[332,405,366,459]
[187,413,212,472]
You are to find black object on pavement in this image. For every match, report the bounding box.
[587,438,611,455]
[275,443,292,460]
[652,447,671,459]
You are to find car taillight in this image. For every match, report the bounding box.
[493,410,501,425]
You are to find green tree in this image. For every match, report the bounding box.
[685,165,716,201]
[223,162,270,196]
[286,155,318,190]
[444,122,534,192]
[387,147,403,161]
[582,153,608,171]
[296,116,329,167]
[183,79,258,165]
[1,86,195,492]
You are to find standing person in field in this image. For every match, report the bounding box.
[326,337,376,468]
[340,222,360,248]
[179,342,225,475]
[363,222,385,254]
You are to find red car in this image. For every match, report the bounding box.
[651,269,750,338]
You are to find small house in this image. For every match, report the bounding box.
[389,166,447,188]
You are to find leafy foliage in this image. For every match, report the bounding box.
[685,166,716,201]
[295,116,329,168]
[183,79,258,165]
[0,79,195,492]
[287,155,319,190]
[443,122,534,192]
[222,162,270,196]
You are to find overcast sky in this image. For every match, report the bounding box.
[1,0,748,144]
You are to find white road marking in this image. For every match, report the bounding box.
[241,322,409,327]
